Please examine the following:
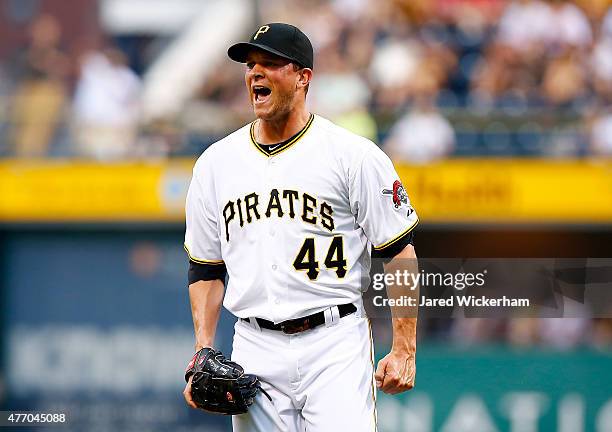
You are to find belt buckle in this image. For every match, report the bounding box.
[281,318,310,334]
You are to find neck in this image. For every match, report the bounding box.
[256,106,310,144]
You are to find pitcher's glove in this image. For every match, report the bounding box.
[185,347,269,415]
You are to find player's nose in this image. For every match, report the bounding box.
[247,62,265,79]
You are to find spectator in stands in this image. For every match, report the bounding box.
[507,318,540,347]
[469,44,515,107]
[383,95,456,163]
[451,317,507,346]
[545,0,593,52]
[541,49,588,106]
[496,0,553,60]
[538,315,591,350]
[574,0,610,22]
[589,107,612,156]
[591,9,612,103]
[410,41,457,98]
[0,65,10,151]
[369,33,423,111]
[72,47,142,160]
[604,6,612,39]
[308,40,377,140]
[8,14,69,157]
[342,19,377,72]
[591,318,612,349]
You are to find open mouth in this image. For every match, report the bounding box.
[253,85,272,103]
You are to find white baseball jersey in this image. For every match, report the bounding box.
[184,114,418,323]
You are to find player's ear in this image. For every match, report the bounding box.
[296,68,312,91]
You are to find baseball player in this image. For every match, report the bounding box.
[183,23,419,431]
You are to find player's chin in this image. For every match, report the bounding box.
[252,105,276,121]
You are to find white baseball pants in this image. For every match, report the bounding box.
[231,309,377,432]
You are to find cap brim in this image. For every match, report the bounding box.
[228,42,297,65]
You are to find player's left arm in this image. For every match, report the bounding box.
[348,143,420,394]
[374,244,418,395]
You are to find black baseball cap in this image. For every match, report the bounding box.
[228,23,313,69]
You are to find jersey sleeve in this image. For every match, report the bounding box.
[350,146,419,259]
[184,158,227,283]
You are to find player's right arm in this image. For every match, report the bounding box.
[183,153,227,409]
[184,154,227,350]
[189,279,225,351]
[184,278,224,409]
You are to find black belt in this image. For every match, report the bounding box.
[243,303,357,334]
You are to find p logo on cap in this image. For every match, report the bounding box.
[254,25,270,40]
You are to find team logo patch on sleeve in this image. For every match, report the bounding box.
[382,180,414,215]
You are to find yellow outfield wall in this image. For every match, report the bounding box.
[0,159,193,222]
[0,159,610,223]
[396,159,612,223]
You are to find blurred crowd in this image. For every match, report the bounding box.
[0,14,143,160]
[0,0,612,159]
[443,316,612,350]
[371,316,612,351]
